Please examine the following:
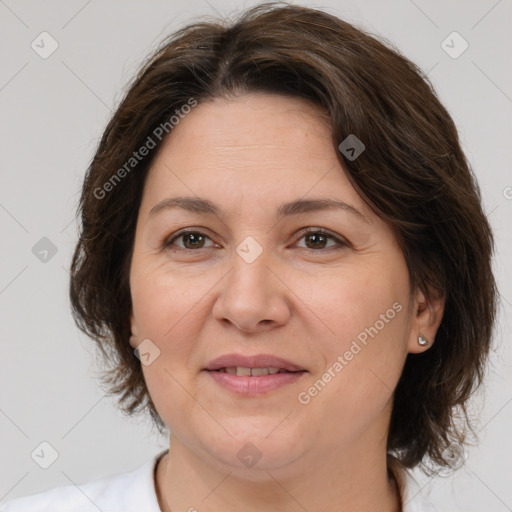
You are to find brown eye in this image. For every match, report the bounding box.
[164,230,215,250]
[180,233,207,249]
[296,229,347,251]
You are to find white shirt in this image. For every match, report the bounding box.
[1,450,437,511]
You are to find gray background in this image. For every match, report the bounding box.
[1,0,511,510]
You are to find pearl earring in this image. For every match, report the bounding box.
[418,333,429,346]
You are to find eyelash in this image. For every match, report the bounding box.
[162,227,348,252]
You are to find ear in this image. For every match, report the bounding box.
[129,310,139,349]
[407,287,445,354]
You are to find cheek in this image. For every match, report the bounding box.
[302,260,408,354]
[131,259,204,340]
[132,268,205,430]
[130,265,203,414]
[141,362,194,438]
[295,260,410,429]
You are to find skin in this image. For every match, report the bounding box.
[129,93,445,512]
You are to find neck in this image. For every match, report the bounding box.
[155,439,401,512]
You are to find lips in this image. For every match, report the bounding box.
[204,353,305,373]
[204,353,307,395]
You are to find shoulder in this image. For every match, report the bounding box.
[0,451,166,512]
[401,469,439,512]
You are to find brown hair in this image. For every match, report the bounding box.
[69,1,498,472]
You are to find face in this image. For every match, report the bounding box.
[129,93,433,475]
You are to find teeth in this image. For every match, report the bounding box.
[222,367,284,376]
[250,367,269,376]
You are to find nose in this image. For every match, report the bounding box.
[211,248,292,333]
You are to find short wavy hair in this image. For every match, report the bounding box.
[70,1,498,473]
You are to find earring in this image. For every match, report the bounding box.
[418,333,429,346]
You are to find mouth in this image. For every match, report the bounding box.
[204,353,306,373]
[203,354,307,395]
[212,366,301,376]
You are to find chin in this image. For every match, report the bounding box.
[194,419,306,473]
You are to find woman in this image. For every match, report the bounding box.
[2,2,498,511]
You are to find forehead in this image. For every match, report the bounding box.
[140,93,371,220]
[161,93,332,163]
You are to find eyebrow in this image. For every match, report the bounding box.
[148,196,371,224]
